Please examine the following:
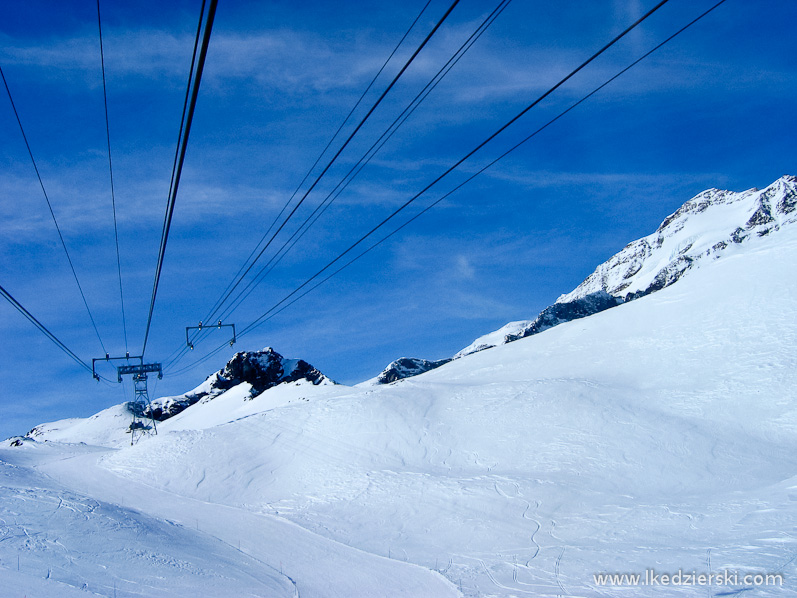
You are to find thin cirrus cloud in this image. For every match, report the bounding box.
[0,25,651,106]
[0,30,190,87]
[0,26,418,108]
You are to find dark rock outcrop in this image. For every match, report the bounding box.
[505,291,622,343]
[456,175,797,359]
[145,347,332,421]
[215,349,328,396]
[375,357,451,385]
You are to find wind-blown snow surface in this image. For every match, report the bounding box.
[3,221,797,596]
[0,449,295,597]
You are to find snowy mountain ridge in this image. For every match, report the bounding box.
[559,174,796,302]
[457,174,796,357]
[343,175,797,378]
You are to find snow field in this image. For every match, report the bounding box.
[2,206,796,596]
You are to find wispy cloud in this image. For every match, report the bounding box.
[0,30,191,89]
[0,26,389,96]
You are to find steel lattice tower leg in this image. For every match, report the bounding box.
[129,373,157,444]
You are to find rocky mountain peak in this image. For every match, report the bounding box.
[455,175,796,361]
[374,357,451,385]
[217,347,327,395]
[147,347,332,421]
[557,175,796,304]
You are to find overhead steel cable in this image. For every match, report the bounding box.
[181,0,435,358]
[141,0,218,358]
[164,0,207,225]
[262,0,732,331]
[1,282,95,377]
[204,0,514,330]
[0,64,108,355]
[171,1,444,367]
[186,0,462,341]
[151,0,208,365]
[231,0,672,338]
[96,0,128,353]
[167,0,685,376]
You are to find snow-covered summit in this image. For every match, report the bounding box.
[457,175,796,357]
[558,174,797,302]
[147,347,334,421]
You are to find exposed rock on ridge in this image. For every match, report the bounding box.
[146,348,332,421]
[381,176,797,377]
[375,357,452,385]
[558,175,797,303]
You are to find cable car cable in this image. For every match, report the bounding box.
[233,0,672,338]
[262,0,731,332]
[175,0,505,363]
[211,0,513,327]
[141,0,218,358]
[189,0,512,338]
[184,0,435,355]
[96,0,129,353]
[167,0,683,374]
[0,282,113,382]
[0,64,108,355]
[186,0,462,343]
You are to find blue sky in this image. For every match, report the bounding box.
[1,0,795,439]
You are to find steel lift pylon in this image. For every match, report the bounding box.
[93,354,162,445]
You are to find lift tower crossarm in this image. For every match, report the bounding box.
[185,321,236,350]
[117,362,163,383]
[92,354,163,383]
[92,353,142,381]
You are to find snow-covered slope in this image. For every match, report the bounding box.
[3,202,796,597]
[453,319,531,358]
[0,451,295,597]
[457,174,797,356]
[22,347,336,447]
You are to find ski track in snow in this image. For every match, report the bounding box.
[26,445,458,598]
